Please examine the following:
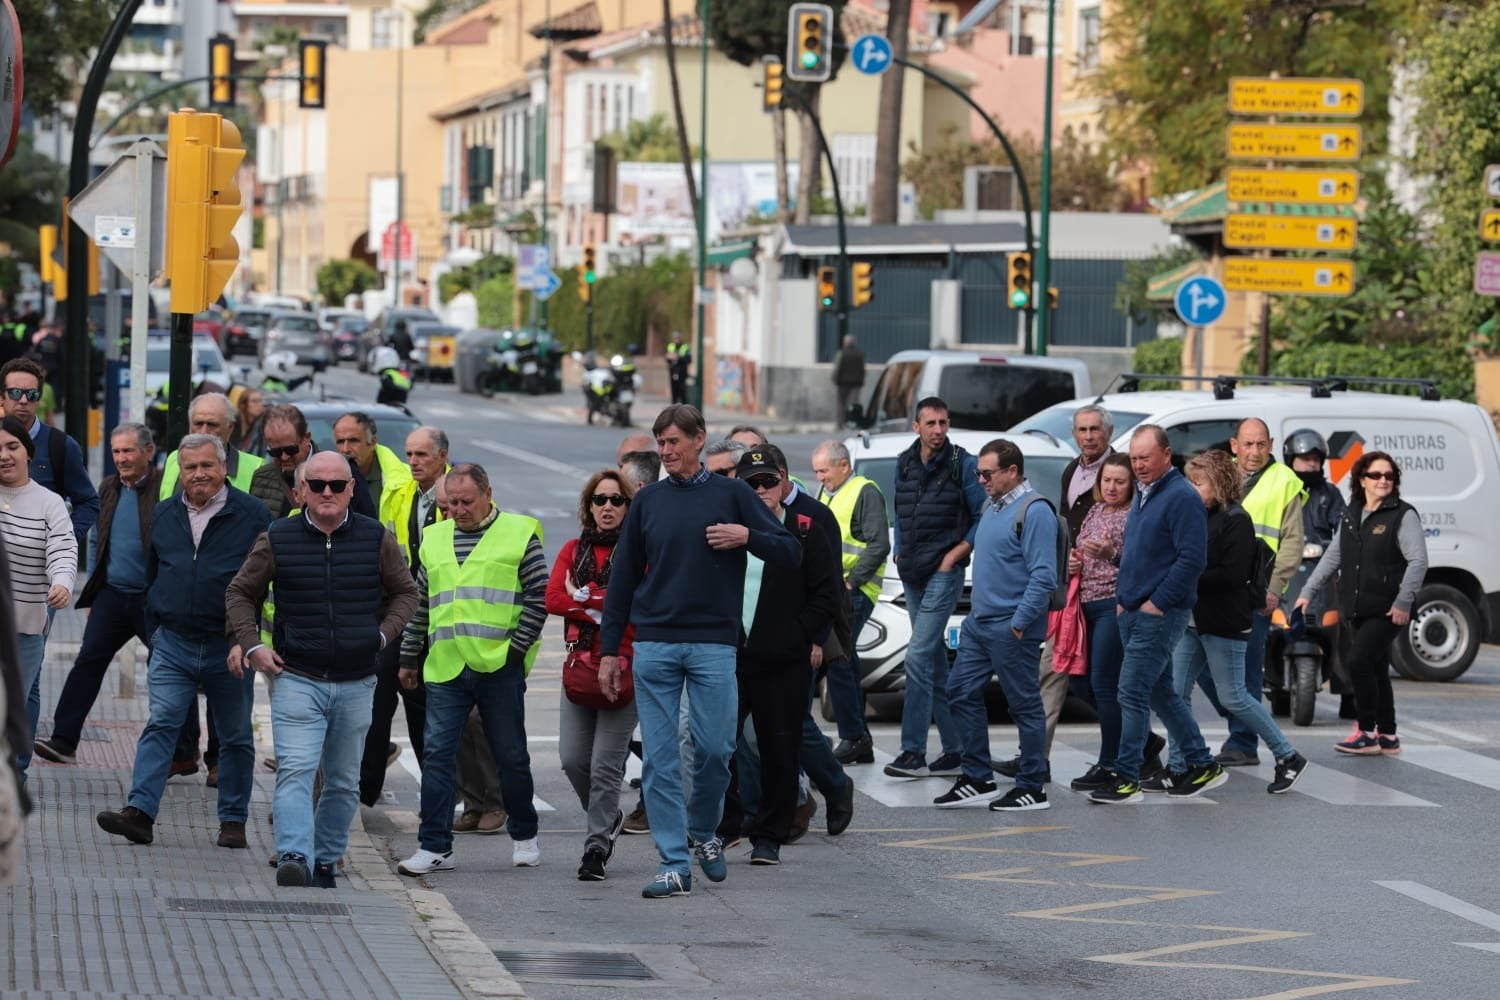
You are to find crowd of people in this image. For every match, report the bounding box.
[0,374,1431,898]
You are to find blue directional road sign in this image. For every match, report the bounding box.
[533,268,562,302]
[1174,275,1227,327]
[851,34,893,76]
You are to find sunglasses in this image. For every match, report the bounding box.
[591,493,628,508]
[4,387,41,403]
[268,444,301,459]
[977,466,1014,481]
[1363,470,1397,482]
[745,475,782,491]
[306,478,350,495]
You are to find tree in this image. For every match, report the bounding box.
[8,0,115,120]
[597,114,697,163]
[315,259,380,306]
[1085,0,1431,197]
[661,7,699,227]
[869,0,911,224]
[0,136,65,262]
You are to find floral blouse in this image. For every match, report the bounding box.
[1076,501,1130,604]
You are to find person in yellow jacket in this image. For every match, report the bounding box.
[1201,417,1306,767]
[333,412,411,519]
[158,393,265,498]
[395,463,547,876]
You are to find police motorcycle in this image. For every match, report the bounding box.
[1264,428,1350,726]
[510,329,545,395]
[574,346,641,427]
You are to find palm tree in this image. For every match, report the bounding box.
[661,5,700,226]
[869,0,911,224]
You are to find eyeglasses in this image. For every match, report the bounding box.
[976,468,998,481]
[1363,470,1397,482]
[306,478,350,495]
[4,387,41,403]
[267,444,301,459]
[745,475,782,491]
[591,493,628,508]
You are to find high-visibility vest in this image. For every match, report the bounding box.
[384,469,449,567]
[160,445,264,499]
[369,442,412,523]
[419,511,542,684]
[1241,461,1305,556]
[822,474,887,603]
[380,367,412,390]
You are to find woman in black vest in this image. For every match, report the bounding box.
[1296,451,1428,756]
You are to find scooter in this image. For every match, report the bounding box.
[1264,542,1346,726]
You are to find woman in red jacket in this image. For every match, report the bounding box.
[546,468,637,882]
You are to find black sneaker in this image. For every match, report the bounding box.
[883,751,928,778]
[1143,731,1167,776]
[276,853,311,887]
[97,805,154,844]
[933,775,1000,809]
[1268,753,1308,794]
[1140,768,1179,794]
[927,752,963,777]
[312,862,337,889]
[990,786,1049,811]
[750,840,781,866]
[833,734,875,764]
[33,737,77,764]
[578,847,608,882]
[1215,748,1261,767]
[1167,762,1228,798]
[1069,764,1116,793]
[1089,777,1143,805]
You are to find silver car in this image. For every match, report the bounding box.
[260,310,332,371]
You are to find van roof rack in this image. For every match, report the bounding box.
[1111,373,1441,402]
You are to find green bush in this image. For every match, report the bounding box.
[1131,336,1183,391]
[1266,342,1473,402]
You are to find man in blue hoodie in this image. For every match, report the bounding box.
[935,439,1057,813]
[598,405,800,900]
[1090,425,1218,805]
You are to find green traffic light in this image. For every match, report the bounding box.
[585,271,597,284]
[801,51,819,69]
[1010,289,1030,308]
[820,296,834,308]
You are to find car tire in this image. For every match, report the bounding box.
[1389,583,1482,683]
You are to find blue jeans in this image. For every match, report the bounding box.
[16,632,46,775]
[1083,598,1125,769]
[128,629,254,822]
[947,616,1048,789]
[418,665,539,853]
[899,569,962,758]
[1113,608,1210,782]
[1171,628,1294,770]
[271,671,377,866]
[1199,612,1271,755]
[633,641,738,877]
[825,589,875,741]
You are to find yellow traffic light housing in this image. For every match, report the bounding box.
[209,34,235,108]
[762,59,784,113]
[577,270,592,303]
[299,39,327,110]
[43,217,101,301]
[1007,252,1032,310]
[39,224,58,288]
[851,261,873,308]
[166,109,246,315]
[582,243,597,284]
[787,3,832,83]
[1047,287,1059,311]
[817,265,836,311]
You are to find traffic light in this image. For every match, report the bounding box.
[1006,252,1032,310]
[166,109,246,315]
[787,3,833,83]
[298,39,327,109]
[1047,287,1059,310]
[43,217,101,301]
[762,58,784,113]
[817,265,836,310]
[39,225,58,288]
[209,34,235,108]
[851,261,873,308]
[582,243,597,284]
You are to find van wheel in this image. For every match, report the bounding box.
[1389,584,1481,683]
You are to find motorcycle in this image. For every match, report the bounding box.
[1264,541,1347,726]
[575,348,640,427]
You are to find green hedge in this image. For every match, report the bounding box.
[1131,336,1183,391]
[1265,342,1473,402]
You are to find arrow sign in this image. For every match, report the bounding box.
[1174,275,1227,327]
[1481,210,1500,244]
[1486,165,1500,200]
[532,268,562,301]
[1228,76,1363,116]
[851,33,893,75]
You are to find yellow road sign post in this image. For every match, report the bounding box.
[1227,124,1362,162]
[1226,168,1359,206]
[1223,258,1355,296]
[1224,215,1357,252]
[1228,77,1363,116]
[1482,210,1500,244]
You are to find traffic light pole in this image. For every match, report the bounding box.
[586,296,595,352]
[781,85,849,348]
[166,311,193,451]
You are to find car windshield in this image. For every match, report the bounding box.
[337,319,369,333]
[1009,406,1150,450]
[235,312,270,328]
[302,411,421,452]
[936,364,1081,432]
[147,345,223,374]
[853,455,1070,526]
[275,317,319,334]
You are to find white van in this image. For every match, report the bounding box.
[1010,375,1500,682]
[849,349,1091,435]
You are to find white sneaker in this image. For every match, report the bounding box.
[397,847,455,876]
[512,836,541,867]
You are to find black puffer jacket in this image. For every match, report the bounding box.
[1192,503,1257,638]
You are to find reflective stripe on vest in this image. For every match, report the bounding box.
[1241,462,1305,555]
[822,475,887,603]
[420,511,541,683]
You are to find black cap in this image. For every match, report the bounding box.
[736,448,779,479]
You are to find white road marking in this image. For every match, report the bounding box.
[1233,758,1440,807]
[421,403,465,419]
[1401,718,1484,744]
[1398,745,1500,792]
[1376,881,1500,953]
[469,438,593,479]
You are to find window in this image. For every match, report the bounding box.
[1163,420,1246,463]
[936,364,1080,433]
[1078,7,1101,71]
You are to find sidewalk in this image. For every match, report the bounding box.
[4,607,526,1000]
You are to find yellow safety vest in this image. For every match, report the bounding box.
[1241,461,1306,555]
[822,474,887,603]
[384,468,450,566]
[258,506,302,648]
[369,443,412,525]
[159,446,264,499]
[419,511,542,683]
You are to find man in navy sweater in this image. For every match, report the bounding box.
[1090,425,1218,805]
[936,439,1057,812]
[598,405,800,900]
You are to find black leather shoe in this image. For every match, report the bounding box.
[97,805,154,845]
[833,734,875,764]
[276,854,311,887]
[787,797,816,843]
[826,780,855,836]
[216,821,247,849]
[313,862,338,889]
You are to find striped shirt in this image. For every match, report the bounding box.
[401,506,549,665]
[1,481,79,634]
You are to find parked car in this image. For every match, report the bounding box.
[250,293,310,312]
[260,309,332,370]
[222,307,274,357]
[358,306,441,371]
[318,307,363,333]
[331,315,370,363]
[409,321,461,381]
[193,309,227,347]
[287,398,421,453]
[145,332,233,394]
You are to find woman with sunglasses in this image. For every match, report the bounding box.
[0,415,77,783]
[1295,451,1427,755]
[545,470,637,882]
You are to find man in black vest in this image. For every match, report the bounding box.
[226,450,418,889]
[884,397,988,780]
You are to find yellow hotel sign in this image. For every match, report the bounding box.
[1227,168,1360,205]
[1224,214,1357,252]
[1228,77,1363,116]
[1227,124,1362,162]
[1223,258,1355,296]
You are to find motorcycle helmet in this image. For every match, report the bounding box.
[370,346,401,372]
[1283,428,1328,464]
[263,351,299,380]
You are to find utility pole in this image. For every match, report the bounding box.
[691,0,709,409]
[393,8,406,307]
[538,0,551,330]
[1035,0,1057,356]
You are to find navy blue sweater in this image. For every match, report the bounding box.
[146,487,272,639]
[1115,466,1207,613]
[600,470,801,653]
